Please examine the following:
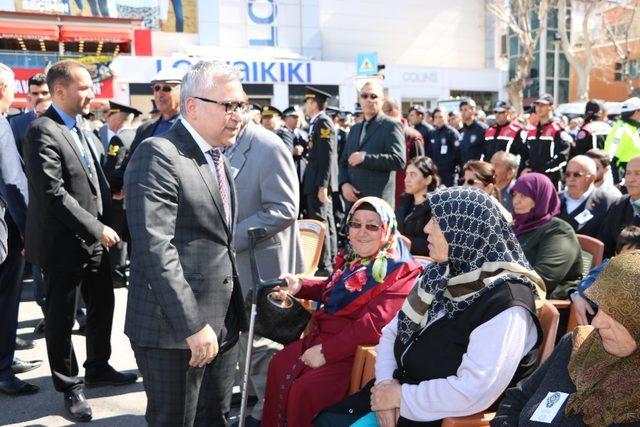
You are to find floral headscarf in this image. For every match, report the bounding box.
[323,197,415,314]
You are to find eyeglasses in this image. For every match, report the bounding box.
[193,96,247,114]
[348,221,382,232]
[458,178,482,186]
[359,93,379,100]
[30,90,49,96]
[565,171,588,178]
[152,84,175,93]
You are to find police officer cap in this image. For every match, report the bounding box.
[305,86,332,103]
[261,105,282,117]
[338,111,350,121]
[151,67,186,84]
[248,103,262,112]
[621,97,640,114]
[534,93,554,105]
[493,100,512,112]
[108,101,142,117]
[282,106,299,117]
[459,98,476,108]
[326,106,340,118]
[585,99,605,116]
[354,103,363,115]
[409,105,426,115]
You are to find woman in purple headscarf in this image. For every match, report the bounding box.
[512,173,583,299]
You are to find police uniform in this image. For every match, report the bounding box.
[459,119,488,165]
[101,101,141,287]
[483,101,527,162]
[262,105,295,153]
[570,120,611,158]
[302,87,338,274]
[523,116,571,189]
[604,97,640,183]
[283,106,308,216]
[427,123,461,187]
[408,106,434,144]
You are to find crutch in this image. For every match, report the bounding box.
[239,227,287,427]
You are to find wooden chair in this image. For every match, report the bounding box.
[349,346,377,395]
[441,301,560,426]
[297,219,326,276]
[548,235,604,334]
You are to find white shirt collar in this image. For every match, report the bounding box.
[181,117,216,156]
[565,185,594,204]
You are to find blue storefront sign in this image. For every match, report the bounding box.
[157,59,312,83]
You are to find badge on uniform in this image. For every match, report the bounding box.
[470,135,477,143]
[320,128,332,139]
[574,209,594,225]
[440,145,448,155]
[529,391,569,423]
[107,144,120,157]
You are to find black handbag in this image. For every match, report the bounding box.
[245,288,312,345]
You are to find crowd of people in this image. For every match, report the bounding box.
[0,57,639,427]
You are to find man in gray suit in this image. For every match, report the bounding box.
[340,80,405,208]
[227,115,303,425]
[124,61,248,426]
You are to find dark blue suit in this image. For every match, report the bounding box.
[9,110,36,156]
[0,115,29,381]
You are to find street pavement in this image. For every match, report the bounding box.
[0,279,146,426]
[1,279,247,427]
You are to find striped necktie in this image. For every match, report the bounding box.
[207,148,231,225]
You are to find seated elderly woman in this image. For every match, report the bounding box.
[315,187,546,426]
[461,160,513,222]
[511,173,583,299]
[492,250,640,426]
[261,197,423,427]
[396,156,440,256]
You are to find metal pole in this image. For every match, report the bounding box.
[553,39,560,104]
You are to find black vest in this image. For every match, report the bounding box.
[393,281,542,426]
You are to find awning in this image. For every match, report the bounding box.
[59,25,132,43]
[0,21,59,40]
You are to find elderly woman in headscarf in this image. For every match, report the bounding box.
[511,173,583,299]
[492,250,640,426]
[315,187,546,427]
[261,197,423,427]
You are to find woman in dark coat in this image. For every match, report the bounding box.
[511,173,583,299]
[261,197,423,427]
[395,156,439,256]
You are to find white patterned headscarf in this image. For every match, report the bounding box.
[397,187,546,344]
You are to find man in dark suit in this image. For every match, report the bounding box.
[0,63,40,396]
[9,72,48,155]
[302,86,338,274]
[339,79,405,208]
[124,61,248,427]
[599,156,640,258]
[111,67,184,195]
[559,156,619,239]
[407,104,433,145]
[23,60,137,422]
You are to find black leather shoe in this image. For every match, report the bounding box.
[15,337,35,350]
[64,390,92,422]
[11,358,43,374]
[0,376,39,395]
[85,365,138,387]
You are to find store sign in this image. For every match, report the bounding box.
[247,0,278,47]
[15,0,69,14]
[157,59,312,83]
[401,71,439,84]
[12,68,114,99]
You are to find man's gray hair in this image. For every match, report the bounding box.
[0,63,14,86]
[491,150,519,172]
[179,61,242,112]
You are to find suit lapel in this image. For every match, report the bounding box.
[176,122,232,238]
[358,113,383,149]
[229,124,254,178]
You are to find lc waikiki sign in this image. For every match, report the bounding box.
[157,59,312,84]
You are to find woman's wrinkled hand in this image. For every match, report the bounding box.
[300,344,326,368]
[371,381,402,412]
[275,273,302,296]
[572,293,595,326]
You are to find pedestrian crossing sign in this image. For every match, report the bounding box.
[356,52,378,75]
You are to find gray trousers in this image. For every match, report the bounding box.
[238,334,283,419]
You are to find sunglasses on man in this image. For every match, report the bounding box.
[151,84,177,93]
